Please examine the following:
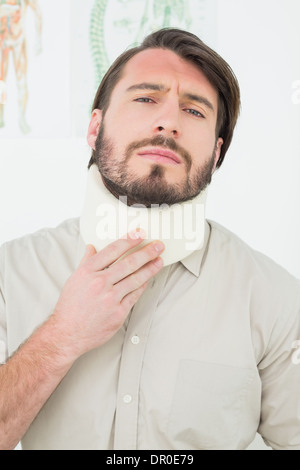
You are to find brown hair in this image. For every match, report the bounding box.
[88,28,240,169]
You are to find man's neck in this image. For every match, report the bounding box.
[80,164,208,267]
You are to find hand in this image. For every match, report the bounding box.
[52,230,164,358]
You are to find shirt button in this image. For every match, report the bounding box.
[131,335,140,345]
[123,394,132,404]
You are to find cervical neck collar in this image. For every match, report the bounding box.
[80,164,208,267]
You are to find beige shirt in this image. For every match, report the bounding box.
[0,218,300,450]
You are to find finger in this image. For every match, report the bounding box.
[89,229,146,271]
[120,281,149,313]
[108,240,164,285]
[79,244,97,266]
[115,257,163,302]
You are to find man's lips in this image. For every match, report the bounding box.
[137,147,181,165]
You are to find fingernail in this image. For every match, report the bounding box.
[154,241,164,252]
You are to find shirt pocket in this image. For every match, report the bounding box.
[167,360,257,449]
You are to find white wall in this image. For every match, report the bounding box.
[207,0,300,279]
[1,0,299,451]
[1,0,299,279]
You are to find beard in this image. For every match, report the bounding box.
[94,122,216,207]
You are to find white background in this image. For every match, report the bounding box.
[0,0,299,450]
[0,0,299,280]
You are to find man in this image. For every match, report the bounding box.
[0,28,299,450]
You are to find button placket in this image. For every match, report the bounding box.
[113,267,170,450]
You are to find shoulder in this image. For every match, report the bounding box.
[208,219,298,282]
[207,219,300,315]
[4,217,79,249]
[0,218,80,274]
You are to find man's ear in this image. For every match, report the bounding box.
[87,109,103,150]
[212,137,223,174]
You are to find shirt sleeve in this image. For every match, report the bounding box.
[258,285,300,449]
[0,244,8,364]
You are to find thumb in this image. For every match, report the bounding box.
[79,244,97,265]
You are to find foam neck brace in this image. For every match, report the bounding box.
[80,164,207,267]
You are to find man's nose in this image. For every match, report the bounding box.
[152,102,181,138]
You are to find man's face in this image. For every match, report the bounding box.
[87,48,223,206]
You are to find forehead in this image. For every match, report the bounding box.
[113,48,218,102]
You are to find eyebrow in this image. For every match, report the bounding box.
[126,82,215,112]
[126,82,166,93]
[182,93,214,112]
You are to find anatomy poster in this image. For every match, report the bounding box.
[73,0,217,137]
[0,0,217,138]
[90,0,217,88]
[0,0,71,138]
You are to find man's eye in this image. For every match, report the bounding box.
[134,97,154,103]
[185,108,205,118]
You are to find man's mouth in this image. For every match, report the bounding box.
[137,147,181,165]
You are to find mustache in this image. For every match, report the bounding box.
[125,135,192,171]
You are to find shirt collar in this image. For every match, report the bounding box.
[180,220,211,277]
